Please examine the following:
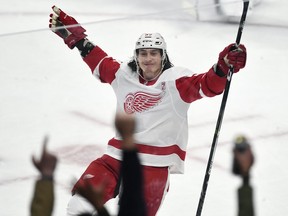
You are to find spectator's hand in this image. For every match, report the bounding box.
[49,5,87,49]
[234,146,254,177]
[115,113,136,150]
[32,136,57,178]
[216,43,247,76]
[75,180,106,211]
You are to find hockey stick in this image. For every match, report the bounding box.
[195,1,249,216]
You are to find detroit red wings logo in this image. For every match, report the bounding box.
[124,91,164,114]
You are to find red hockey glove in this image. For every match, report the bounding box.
[216,43,247,77]
[49,5,87,49]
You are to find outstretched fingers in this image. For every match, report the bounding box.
[49,6,61,31]
[52,5,61,16]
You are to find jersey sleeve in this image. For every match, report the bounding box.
[176,66,227,103]
[83,46,121,84]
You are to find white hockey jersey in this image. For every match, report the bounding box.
[84,46,226,174]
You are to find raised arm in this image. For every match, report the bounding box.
[49,6,120,83]
[176,43,247,103]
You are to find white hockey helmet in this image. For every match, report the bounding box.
[134,33,167,60]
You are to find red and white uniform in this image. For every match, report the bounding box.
[84,46,226,174]
[69,45,226,216]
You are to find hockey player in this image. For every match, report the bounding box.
[49,5,247,216]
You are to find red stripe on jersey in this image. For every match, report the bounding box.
[108,138,186,161]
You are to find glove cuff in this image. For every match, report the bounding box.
[75,38,95,58]
[64,33,87,49]
[214,61,228,77]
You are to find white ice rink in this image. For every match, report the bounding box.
[1,0,288,215]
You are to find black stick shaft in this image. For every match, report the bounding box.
[236,1,250,45]
[195,1,249,216]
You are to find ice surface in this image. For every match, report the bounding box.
[0,0,288,215]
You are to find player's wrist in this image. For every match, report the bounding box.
[242,174,250,185]
[41,174,54,181]
[75,38,95,58]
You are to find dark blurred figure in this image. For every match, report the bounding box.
[30,137,109,216]
[76,113,147,216]
[30,136,57,216]
[30,112,146,216]
[232,135,255,216]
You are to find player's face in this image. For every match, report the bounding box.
[137,49,162,81]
